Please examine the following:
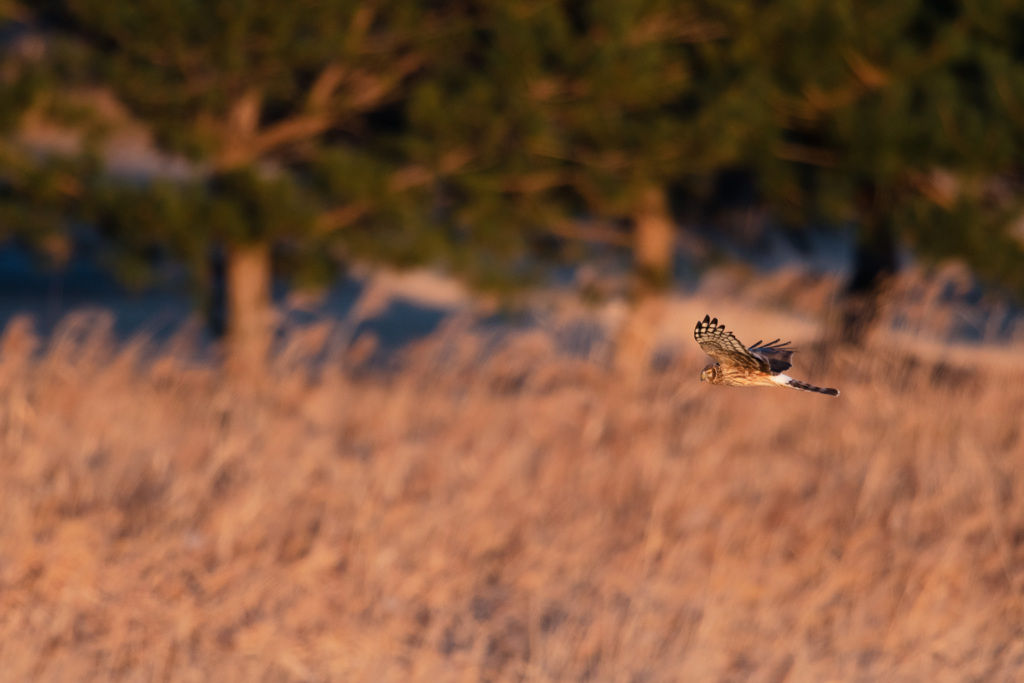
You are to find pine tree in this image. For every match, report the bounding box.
[0,11,97,266]
[733,0,1024,340]
[33,0,436,372]
[408,0,749,370]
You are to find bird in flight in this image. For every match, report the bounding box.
[694,315,840,397]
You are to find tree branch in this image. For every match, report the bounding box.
[314,202,371,234]
[549,218,631,247]
[306,64,347,110]
[774,142,838,168]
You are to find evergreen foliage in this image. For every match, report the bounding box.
[30,0,439,291]
[0,17,95,264]
[736,0,1024,295]
[3,0,1024,308]
[406,0,751,289]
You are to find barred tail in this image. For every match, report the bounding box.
[786,378,840,397]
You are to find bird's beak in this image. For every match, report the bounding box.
[700,373,705,383]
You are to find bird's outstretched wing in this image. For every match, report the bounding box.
[748,338,794,374]
[694,315,768,371]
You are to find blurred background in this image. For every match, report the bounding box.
[1,2,1023,681]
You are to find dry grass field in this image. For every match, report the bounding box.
[1,275,1023,682]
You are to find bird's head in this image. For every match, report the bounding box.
[700,363,719,383]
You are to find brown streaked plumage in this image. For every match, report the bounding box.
[694,315,840,397]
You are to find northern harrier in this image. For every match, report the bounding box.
[694,315,840,397]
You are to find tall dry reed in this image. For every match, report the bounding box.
[0,296,1021,682]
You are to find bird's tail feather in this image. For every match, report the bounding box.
[786,378,840,397]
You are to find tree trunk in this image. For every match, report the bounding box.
[225,242,273,377]
[633,185,675,290]
[614,185,674,377]
[833,184,898,346]
[205,245,227,339]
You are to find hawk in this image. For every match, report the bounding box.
[694,315,840,397]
